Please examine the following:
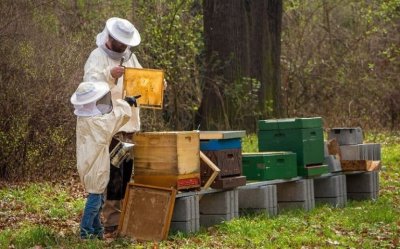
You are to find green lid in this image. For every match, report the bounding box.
[258,117,323,130]
[242,151,296,157]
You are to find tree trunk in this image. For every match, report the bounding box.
[197,0,282,131]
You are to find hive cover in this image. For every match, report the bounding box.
[118,183,176,241]
[123,68,164,109]
[199,130,246,140]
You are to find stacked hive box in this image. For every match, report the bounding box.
[133,131,201,190]
[200,131,247,189]
[242,152,297,181]
[258,117,328,177]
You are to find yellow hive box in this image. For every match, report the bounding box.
[133,131,201,190]
[123,68,164,109]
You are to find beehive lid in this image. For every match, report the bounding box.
[199,130,246,140]
[330,127,362,131]
[135,131,199,137]
[118,183,176,241]
[258,117,322,130]
[242,151,296,157]
[123,67,164,109]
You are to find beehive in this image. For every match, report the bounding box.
[258,117,328,177]
[133,131,200,190]
[200,131,246,189]
[242,152,297,181]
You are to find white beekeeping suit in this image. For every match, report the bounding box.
[71,82,131,193]
[83,17,142,134]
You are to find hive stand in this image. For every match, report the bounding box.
[198,189,239,228]
[238,184,277,216]
[346,171,379,201]
[314,174,347,207]
[276,178,315,212]
[170,195,200,234]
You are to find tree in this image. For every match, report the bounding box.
[197,0,283,131]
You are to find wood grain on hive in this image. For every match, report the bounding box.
[133,131,201,190]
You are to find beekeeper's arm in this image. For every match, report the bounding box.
[106,99,133,135]
[83,50,115,87]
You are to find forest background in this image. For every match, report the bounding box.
[0,0,398,181]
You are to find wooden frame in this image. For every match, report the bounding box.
[118,183,176,241]
[199,151,220,190]
[123,68,164,109]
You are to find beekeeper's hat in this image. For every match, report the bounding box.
[106,17,141,47]
[70,82,109,105]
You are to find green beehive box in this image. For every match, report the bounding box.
[258,117,327,177]
[242,152,297,181]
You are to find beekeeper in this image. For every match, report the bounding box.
[83,17,142,235]
[71,81,134,239]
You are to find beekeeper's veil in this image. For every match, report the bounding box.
[71,82,113,117]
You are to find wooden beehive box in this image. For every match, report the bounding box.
[133,131,201,190]
[199,131,247,189]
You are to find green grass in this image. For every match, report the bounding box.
[242,134,258,153]
[0,132,399,248]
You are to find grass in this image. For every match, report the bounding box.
[0,132,399,248]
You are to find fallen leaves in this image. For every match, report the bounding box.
[0,178,84,235]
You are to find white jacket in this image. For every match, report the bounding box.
[83,48,142,133]
[76,99,131,193]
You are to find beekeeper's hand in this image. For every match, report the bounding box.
[111,66,124,79]
[124,95,141,107]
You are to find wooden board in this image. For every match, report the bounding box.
[207,175,247,189]
[133,173,201,190]
[341,160,381,171]
[199,130,246,140]
[118,183,176,241]
[327,138,341,159]
[123,68,164,109]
